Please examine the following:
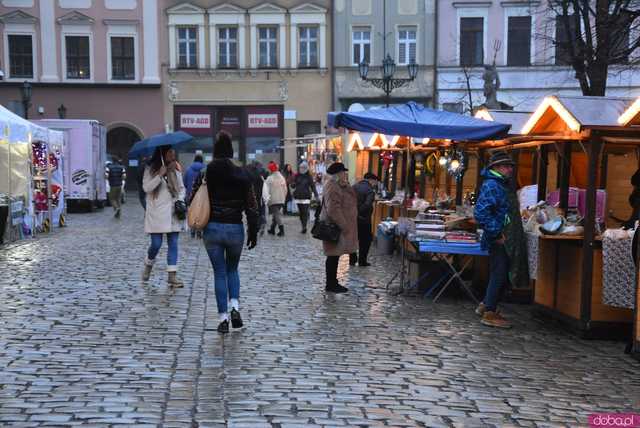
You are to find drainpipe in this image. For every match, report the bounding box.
[432,0,439,108]
[330,0,336,111]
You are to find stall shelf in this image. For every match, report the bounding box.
[471,96,639,339]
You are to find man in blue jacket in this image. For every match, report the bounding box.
[474,151,515,329]
[184,153,205,201]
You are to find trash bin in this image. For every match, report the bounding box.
[376,224,395,255]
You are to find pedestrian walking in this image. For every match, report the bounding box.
[349,173,378,267]
[291,161,318,233]
[184,153,206,238]
[474,151,516,329]
[321,162,358,293]
[183,152,205,201]
[196,131,259,334]
[141,146,186,288]
[106,156,126,219]
[265,161,287,237]
[282,163,294,215]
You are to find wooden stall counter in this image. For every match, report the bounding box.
[534,235,633,339]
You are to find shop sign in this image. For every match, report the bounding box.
[248,114,278,129]
[180,114,211,129]
[221,115,240,127]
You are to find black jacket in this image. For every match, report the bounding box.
[192,159,259,239]
[292,173,318,200]
[353,180,375,223]
[246,165,264,206]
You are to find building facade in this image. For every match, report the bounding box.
[0,0,164,180]
[436,0,640,114]
[332,0,436,110]
[162,0,332,167]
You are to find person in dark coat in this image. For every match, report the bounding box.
[291,161,318,233]
[183,153,205,202]
[191,131,259,334]
[282,163,294,214]
[349,173,378,267]
[246,161,267,235]
[474,151,516,329]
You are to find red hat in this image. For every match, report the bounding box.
[268,161,278,173]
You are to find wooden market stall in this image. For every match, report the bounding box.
[618,98,640,358]
[472,96,638,339]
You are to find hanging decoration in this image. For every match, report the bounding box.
[32,141,48,176]
[425,152,438,177]
[447,149,467,180]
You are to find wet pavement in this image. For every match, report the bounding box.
[0,199,639,427]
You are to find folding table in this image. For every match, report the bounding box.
[406,240,489,303]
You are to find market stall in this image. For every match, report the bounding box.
[472,96,638,339]
[329,102,510,298]
[0,105,33,242]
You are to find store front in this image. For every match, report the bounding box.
[174,105,284,166]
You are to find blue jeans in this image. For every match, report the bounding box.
[203,222,244,314]
[148,232,179,269]
[484,243,509,311]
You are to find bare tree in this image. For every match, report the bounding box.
[547,0,640,95]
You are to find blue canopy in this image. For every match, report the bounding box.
[128,131,193,159]
[328,101,510,141]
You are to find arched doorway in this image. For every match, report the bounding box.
[107,126,142,190]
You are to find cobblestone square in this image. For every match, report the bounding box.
[0,202,638,427]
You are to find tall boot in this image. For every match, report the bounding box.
[268,224,276,235]
[168,271,184,288]
[142,258,154,281]
[277,225,285,237]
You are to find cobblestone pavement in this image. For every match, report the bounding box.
[0,199,639,428]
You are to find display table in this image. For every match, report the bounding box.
[405,240,488,303]
[534,234,633,339]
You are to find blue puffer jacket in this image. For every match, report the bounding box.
[183,161,205,201]
[474,168,511,250]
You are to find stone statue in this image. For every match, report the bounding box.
[168,81,179,102]
[482,63,501,109]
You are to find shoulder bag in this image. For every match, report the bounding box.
[187,171,210,230]
[311,198,341,243]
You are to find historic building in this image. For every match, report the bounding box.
[332,0,436,110]
[162,0,332,167]
[0,0,164,184]
[436,0,640,115]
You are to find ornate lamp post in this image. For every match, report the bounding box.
[57,104,67,119]
[358,55,418,107]
[20,81,32,119]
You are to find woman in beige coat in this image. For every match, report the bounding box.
[321,162,358,293]
[141,146,186,287]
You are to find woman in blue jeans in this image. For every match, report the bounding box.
[191,131,259,333]
[142,146,186,287]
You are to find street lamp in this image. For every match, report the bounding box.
[358,54,418,107]
[20,81,32,119]
[57,104,67,119]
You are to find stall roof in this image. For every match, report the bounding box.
[618,97,640,126]
[328,101,510,140]
[522,96,635,134]
[0,104,46,143]
[474,109,531,136]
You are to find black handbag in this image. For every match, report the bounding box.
[174,200,187,220]
[311,198,341,243]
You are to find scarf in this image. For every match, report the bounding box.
[152,163,180,199]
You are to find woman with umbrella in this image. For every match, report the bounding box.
[141,145,186,287]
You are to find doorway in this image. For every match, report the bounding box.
[107,126,142,190]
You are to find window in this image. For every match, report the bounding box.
[398,27,417,65]
[177,26,198,69]
[507,16,532,66]
[460,17,483,66]
[8,35,33,78]
[65,36,90,79]
[555,15,577,65]
[258,26,277,68]
[218,27,238,68]
[352,28,371,64]
[111,36,135,80]
[299,26,318,68]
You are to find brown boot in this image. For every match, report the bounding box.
[481,311,512,329]
[168,271,184,288]
[142,259,153,281]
